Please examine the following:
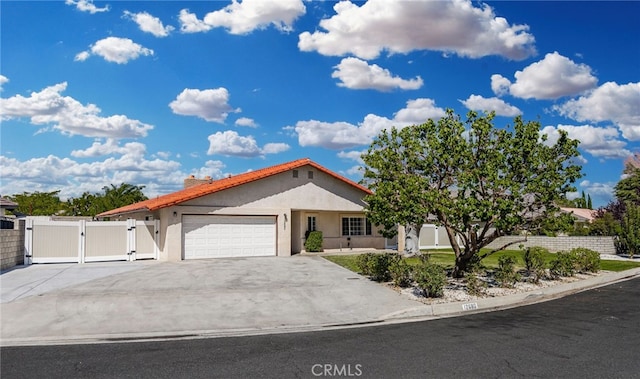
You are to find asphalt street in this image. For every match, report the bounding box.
[2,277,639,379]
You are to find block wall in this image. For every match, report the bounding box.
[485,235,616,255]
[1,220,25,270]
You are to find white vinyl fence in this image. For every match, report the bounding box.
[24,219,159,264]
[419,224,460,249]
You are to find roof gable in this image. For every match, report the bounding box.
[98,158,371,217]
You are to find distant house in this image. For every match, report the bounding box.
[560,207,596,224]
[98,158,391,261]
[0,197,18,217]
[0,197,18,229]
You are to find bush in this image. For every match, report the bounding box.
[355,253,374,276]
[389,258,412,288]
[304,231,324,252]
[571,247,600,273]
[524,247,548,283]
[413,261,446,298]
[550,251,577,277]
[465,270,486,297]
[494,255,521,288]
[355,253,398,282]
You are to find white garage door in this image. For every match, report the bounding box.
[183,215,276,259]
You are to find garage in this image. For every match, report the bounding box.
[183,215,277,259]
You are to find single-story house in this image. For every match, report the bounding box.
[97,158,392,261]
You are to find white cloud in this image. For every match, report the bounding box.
[179,0,306,35]
[490,74,511,96]
[0,82,153,138]
[0,150,184,200]
[235,117,258,128]
[0,75,8,88]
[332,57,423,91]
[338,150,365,164]
[394,98,447,124]
[554,81,640,141]
[299,0,535,60]
[124,11,175,37]
[207,130,289,157]
[291,98,446,149]
[261,142,290,155]
[178,9,210,33]
[541,124,631,159]
[579,180,615,199]
[501,52,597,100]
[71,139,146,158]
[65,0,109,14]
[77,37,154,64]
[460,95,521,117]
[169,88,239,123]
[74,51,91,62]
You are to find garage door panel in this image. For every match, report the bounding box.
[183,215,276,259]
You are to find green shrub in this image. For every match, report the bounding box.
[570,247,601,273]
[356,253,373,276]
[524,247,548,283]
[413,261,446,298]
[495,255,521,288]
[389,258,412,288]
[355,253,398,282]
[355,253,374,276]
[550,251,577,277]
[304,231,324,252]
[465,271,486,297]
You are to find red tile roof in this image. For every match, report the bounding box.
[97,158,371,217]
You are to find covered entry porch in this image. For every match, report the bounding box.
[290,210,391,253]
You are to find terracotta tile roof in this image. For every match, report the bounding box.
[97,158,371,217]
[560,207,596,222]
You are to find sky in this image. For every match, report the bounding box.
[1,0,638,208]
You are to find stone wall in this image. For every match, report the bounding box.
[485,235,616,255]
[1,220,25,270]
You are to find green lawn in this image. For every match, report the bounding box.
[323,250,640,273]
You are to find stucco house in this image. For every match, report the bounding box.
[97,158,392,261]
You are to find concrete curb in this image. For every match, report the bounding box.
[2,268,639,347]
[383,267,640,321]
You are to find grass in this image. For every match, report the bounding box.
[322,250,640,274]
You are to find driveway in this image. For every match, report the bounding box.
[0,256,425,345]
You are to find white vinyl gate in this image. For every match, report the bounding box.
[24,219,159,264]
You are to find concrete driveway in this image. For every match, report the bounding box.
[0,256,425,345]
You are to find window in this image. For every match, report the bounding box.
[307,216,316,232]
[293,170,299,178]
[341,217,372,236]
[308,170,314,179]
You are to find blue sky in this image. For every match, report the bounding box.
[1,0,638,207]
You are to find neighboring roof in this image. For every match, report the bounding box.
[560,207,596,222]
[97,158,371,217]
[0,197,18,209]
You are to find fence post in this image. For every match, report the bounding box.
[79,220,86,264]
[127,219,136,261]
[24,218,33,266]
[154,219,160,260]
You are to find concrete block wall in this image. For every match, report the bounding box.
[1,220,25,270]
[485,235,616,255]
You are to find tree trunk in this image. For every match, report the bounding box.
[452,248,478,278]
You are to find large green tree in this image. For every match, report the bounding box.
[614,163,640,206]
[67,183,148,216]
[8,190,68,216]
[362,110,582,277]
